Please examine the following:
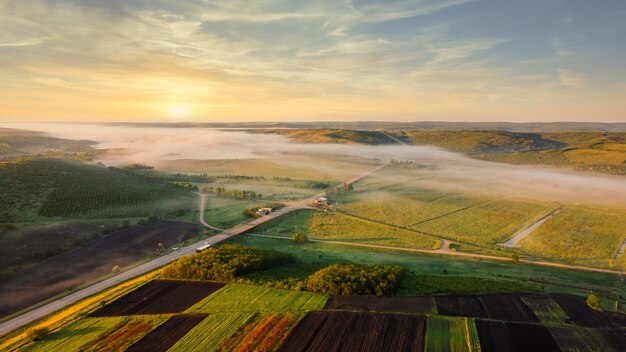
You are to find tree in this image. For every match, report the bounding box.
[511,254,520,263]
[586,294,602,310]
[292,232,308,244]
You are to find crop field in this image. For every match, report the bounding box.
[425,316,479,352]
[169,312,254,352]
[187,284,328,313]
[92,280,225,316]
[324,295,436,315]
[230,314,299,352]
[549,293,621,328]
[280,311,426,352]
[520,294,569,325]
[251,210,440,250]
[435,294,538,322]
[307,213,441,249]
[125,314,208,352]
[412,199,557,246]
[549,327,618,352]
[0,159,195,221]
[80,317,166,352]
[0,221,198,318]
[518,206,626,269]
[24,317,124,352]
[474,320,561,352]
[337,190,481,228]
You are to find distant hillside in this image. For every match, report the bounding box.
[253,129,397,145]
[113,121,626,132]
[0,128,96,160]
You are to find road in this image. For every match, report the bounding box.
[497,208,561,248]
[0,160,390,337]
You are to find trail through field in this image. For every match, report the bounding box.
[195,193,225,231]
[615,238,626,259]
[380,132,407,145]
[497,208,561,248]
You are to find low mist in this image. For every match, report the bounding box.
[3,123,626,208]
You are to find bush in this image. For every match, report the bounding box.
[25,326,49,341]
[292,232,308,244]
[306,264,405,296]
[586,294,602,310]
[161,244,295,281]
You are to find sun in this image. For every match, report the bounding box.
[167,104,190,119]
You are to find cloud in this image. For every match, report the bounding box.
[557,69,585,89]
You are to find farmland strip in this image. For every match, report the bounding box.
[125,314,207,352]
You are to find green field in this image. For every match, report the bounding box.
[231,235,626,297]
[204,197,270,229]
[519,206,626,269]
[187,284,328,313]
[169,313,255,352]
[425,316,478,352]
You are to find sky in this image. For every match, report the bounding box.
[1,0,625,122]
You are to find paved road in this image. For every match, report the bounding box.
[0,161,390,337]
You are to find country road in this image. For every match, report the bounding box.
[0,160,390,337]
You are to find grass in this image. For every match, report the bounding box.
[187,284,328,313]
[519,205,626,269]
[230,235,626,297]
[23,317,124,352]
[425,316,477,352]
[169,313,254,352]
[251,210,441,250]
[399,275,540,296]
[412,199,558,246]
[204,197,269,229]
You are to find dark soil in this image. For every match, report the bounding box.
[92,279,225,316]
[279,311,426,352]
[0,221,197,318]
[476,320,561,352]
[125,314,208,352]
[324,295,435,314]
[435,295,488,318]
[479,294,539,322]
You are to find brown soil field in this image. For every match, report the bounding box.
[0,221,197,318]
[435,295,488,318]
[0,220,121,276]
[324,295,435,314]
[92,279,225,316]
[279,311,426,352]
[235,314,298,352]
[478,294,539,322]
[475,320,561,352]
[125,314,208,352]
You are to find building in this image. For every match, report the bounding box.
[256,207,273,216]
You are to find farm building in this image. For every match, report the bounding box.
[256,207,273,216]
